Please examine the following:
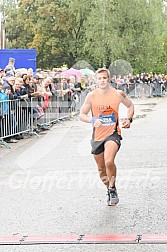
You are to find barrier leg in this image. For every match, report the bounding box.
[0,139,11,149]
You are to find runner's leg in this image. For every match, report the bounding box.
[93,152,109,188]
[104,140,119,188]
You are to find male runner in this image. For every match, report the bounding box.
[79,68,134,206]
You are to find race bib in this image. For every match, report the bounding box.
[99,113,116,126]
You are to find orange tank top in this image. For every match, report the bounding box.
[91,88,121,141]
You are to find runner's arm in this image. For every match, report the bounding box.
[79,93,92,123]
[118,90,134,121]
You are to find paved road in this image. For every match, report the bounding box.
[0,96,167,251]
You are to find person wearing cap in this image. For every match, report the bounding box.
[4,57,16,74]
[1,71,14,86]
[5,71,14,77]
[2,75,16,99]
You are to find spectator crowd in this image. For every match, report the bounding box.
[0,57,167,145]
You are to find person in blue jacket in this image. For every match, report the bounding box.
[0,81,9,117]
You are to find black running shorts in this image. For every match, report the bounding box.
[91,131,122,155]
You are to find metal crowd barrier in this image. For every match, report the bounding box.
[30,93,72,129]
[0,99,30,148]
[30,90,88,130]
[116,82,165,98]
[1,85,165,148]
[0,90,88,148]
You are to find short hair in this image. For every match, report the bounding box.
[23,74,31,82]
[15,77,23,84]
[95,68,110,79]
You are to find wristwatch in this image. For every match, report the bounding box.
[127,117,133,123]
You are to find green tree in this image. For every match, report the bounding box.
[4,0,93,68]
[84,0,166,73]
[2,0,167,72]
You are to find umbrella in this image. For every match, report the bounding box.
[62,68,82,77]
[80,68,95,76]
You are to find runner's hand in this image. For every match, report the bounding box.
[121,118,131,128]
[91,118,103,128]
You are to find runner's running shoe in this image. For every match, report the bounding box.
[107,187,119,206]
